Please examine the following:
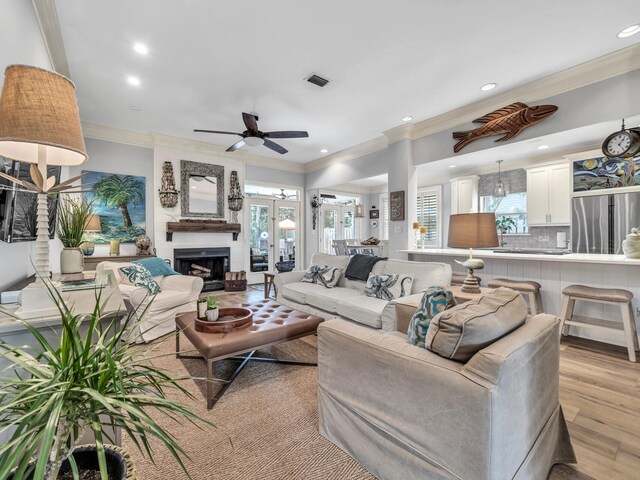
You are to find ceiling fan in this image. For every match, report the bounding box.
[274,189,295,200]
[194,112,309,154]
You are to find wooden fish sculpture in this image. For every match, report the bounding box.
[452,102,558,153]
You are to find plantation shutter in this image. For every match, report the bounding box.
[416,187,440,246]
[381,194,389,240]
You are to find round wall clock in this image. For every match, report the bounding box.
[602,121,640,158]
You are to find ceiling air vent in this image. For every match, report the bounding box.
[306,73,330,87]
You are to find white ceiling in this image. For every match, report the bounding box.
[55,1,640,164]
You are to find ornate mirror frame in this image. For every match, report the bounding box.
[180,160,225,218]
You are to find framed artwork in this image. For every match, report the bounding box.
[369,209,379,219]
[389,190,405,221]
[573,155,640,192]
[82,171,146,243]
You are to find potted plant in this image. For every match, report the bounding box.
[56,195,94,274]
[0,282,211,479]
[205,296,219,322]
[496,216,517,234]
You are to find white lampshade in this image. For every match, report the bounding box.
[244,136,264,147]
[279,219,296,230]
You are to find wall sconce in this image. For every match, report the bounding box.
[311,194,322,230]
[355,204,365,218]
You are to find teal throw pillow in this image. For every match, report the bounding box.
[133,257,178,277]
[119,264,161,294]
[407,287,456,348]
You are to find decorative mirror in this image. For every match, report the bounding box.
[180,160,225,218]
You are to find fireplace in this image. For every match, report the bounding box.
[174,247,230,292]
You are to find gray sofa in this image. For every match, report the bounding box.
[317,313,576,479]
[274,253,452,331]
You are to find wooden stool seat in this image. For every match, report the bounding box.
[562,284,633,303]
[487,277,543,316]
[559,284,638,362]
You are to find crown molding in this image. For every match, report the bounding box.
[304,135,388,173]
[82,122,153,148]
[407,44,640,142]
[31,0,70,78]
[383,124,413,144]
[150,133,306,173]
[563,147,602,162]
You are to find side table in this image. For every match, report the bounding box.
[263,271,277,299]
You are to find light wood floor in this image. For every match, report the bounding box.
[206,286,640,480]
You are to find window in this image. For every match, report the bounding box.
[416,186,441,247]
[480,192,528,233]
[380,193,389,240]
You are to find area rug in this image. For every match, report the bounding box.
[123,333,375,480]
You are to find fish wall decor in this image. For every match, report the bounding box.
[452,102,558,153]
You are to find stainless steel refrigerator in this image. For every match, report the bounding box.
[572,192,640,254]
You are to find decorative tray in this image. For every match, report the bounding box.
[194,307,253,333]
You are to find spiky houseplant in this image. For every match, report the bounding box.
[0,282,210,479]
[56,195,94,248]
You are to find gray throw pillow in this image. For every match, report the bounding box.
[425,287,527,362]
[364,273,414,300]
[301,264,342,288]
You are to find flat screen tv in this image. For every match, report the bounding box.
[0,157,61,243]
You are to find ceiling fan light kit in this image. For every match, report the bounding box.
[195,112,309,154]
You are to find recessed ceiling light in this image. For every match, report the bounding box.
[320,148,328,153]
[480,83,497,91]
[133,42,149,55]
[448,164,457,168]
[129,105,140,111]
[402,116,413,122]
[127,76,141,86]
[537,145,550,150]
[618,24,640,38]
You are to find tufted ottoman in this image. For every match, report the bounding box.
[176,300,324,409]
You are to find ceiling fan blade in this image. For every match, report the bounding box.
[263,139,288,154]
[226,139,246,152]
[264,131,309,139]
[194,129,242,136]
[242,112,259,132]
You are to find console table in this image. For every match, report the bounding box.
[83,254,155,271]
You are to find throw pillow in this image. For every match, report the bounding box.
[363,273,413,301]
[425,287,527,362]
[407,287,457,348]
[301,264,342,288]
[119,264,162,294]
[133,257,178,277]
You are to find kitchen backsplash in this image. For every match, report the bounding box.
[501,226,571,249]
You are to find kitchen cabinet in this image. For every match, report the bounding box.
[526,162,570,226]
[450,176,479,214]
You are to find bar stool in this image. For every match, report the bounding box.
[559,285,639,362]
[487,278,543,316]
[452,272,481,286]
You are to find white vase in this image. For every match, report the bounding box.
[60,248,84,274]
[206,308,219,322]
[622,234,640,259]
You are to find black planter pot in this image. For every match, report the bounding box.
[8,445,135,480]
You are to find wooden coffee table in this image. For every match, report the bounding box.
[176,300,324,409]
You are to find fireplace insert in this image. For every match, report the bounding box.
[173,247,230,292]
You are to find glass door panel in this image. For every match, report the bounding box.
[276,202,299,272]
[321,205,339,254]
[247,200,273,283]
[343,207,356,241]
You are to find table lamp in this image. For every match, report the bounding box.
[0,65,87,316]
[80,214,102,256]
[448,213,498,294]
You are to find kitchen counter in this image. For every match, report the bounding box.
[400,248,640,348]
[399,248,640,266]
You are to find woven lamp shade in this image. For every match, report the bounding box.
[85,214,102,232]
[0,65,86,166]
[448,213,499,249]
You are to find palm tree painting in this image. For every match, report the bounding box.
[83,171,146,243]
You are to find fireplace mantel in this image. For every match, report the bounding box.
[166,220,241,242]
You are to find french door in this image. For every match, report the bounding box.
[319,204,357,254]
[246,199,300,284]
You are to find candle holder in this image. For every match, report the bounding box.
[419,226,427,249]
[412,222,420,249]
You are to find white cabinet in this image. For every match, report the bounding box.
[450,176,479,214]
[526,162,570,226]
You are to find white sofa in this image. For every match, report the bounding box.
[275,253,452,331]
[97,261,203,343]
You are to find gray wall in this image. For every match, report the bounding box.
[0,1,52,291]
[69,138,154,256]
[245,164,305,187]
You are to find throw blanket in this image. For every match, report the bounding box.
[345,254,386,281]
[408,287,457,348]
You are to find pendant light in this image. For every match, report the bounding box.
[493,160,506,197]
